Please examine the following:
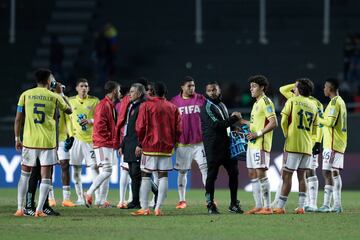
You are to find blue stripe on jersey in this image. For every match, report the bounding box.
[17,106,24,113]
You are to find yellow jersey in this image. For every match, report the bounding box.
[248,95,276,152]
[17,87,69,149]
[57,96,73,142]
[319,96,347,153]
[68,95,99,143]
[279,83,323,143]
[281,95,318,155]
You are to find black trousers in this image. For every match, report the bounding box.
[205,158,239,204]
[128,162,141,204]
[25,158,50,209]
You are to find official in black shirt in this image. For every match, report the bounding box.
[200,82,243,214]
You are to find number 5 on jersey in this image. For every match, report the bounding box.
[34,103,45,124]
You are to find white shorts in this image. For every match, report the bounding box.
[283,152,311,171]
[246,148,270,169]
[57,141,70,161]
[94,147,115,166]
[141,155,173,172]
[21,147,58,167]
[310,154,319,169]
[120,154,129,170]
[322,149,344,170]
[69,138,96,167]
[174,143,207,171]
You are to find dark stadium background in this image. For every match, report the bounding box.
[0,0,359,189]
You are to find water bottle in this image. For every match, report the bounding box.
[77,114,87,131]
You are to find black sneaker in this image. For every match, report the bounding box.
[43,207,60,216]
[207,202,220,214]
[23,208,36,216]
[228,200,244,214]
[126,201,141,209]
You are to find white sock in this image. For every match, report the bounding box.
[177,172,187,202]
[152,172,159,186]
[333,175,342,208]
[323,185,333,207]
[48,185,55,200]
[36,178,51,212]
[63,186,71,201]
[140,177,151,210]
[127,178,133,203]
[251,178,262,208]
[305,179,310,207]
[100,177,110,204]
[307,176,318,208]
[199,164,207,186]
[272,178,283,206]
[17,170,30,210]
[277,195,288,209]
[151,172,159,205]
[90,167,100,204]
[119,169,129,203]
[87,169,111,196]
[260,177,271,208]
[156,177,168,210]
[72,166,83,201]
[298,192,306,209]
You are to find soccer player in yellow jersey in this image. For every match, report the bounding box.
[68,78,100,206]
[318,78,347,213]
[239,75,278,215]
[275,83,323,212]
[14,69,72,217]
[274,79,318,214]
[48,84,76,207]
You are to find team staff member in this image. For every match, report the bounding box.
[200,82,243,214]
[14,69,72,217]
[84,81,120,207]
[118,83,147,209]
[115,78,158,208]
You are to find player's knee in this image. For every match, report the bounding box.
[60,161,69,171]
[158,172,168,178]
[306,169,315,178]
[248,169,257,179]
[102,163,112,174]
[282,169,293,181]
[322,170,332,179]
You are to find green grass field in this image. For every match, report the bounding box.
[0,189,359,240]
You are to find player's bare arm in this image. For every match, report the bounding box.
[247,116,278,141]
[14,111,24,151]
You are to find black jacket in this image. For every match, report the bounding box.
[121,98,145,163]
[200,97,239,162]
